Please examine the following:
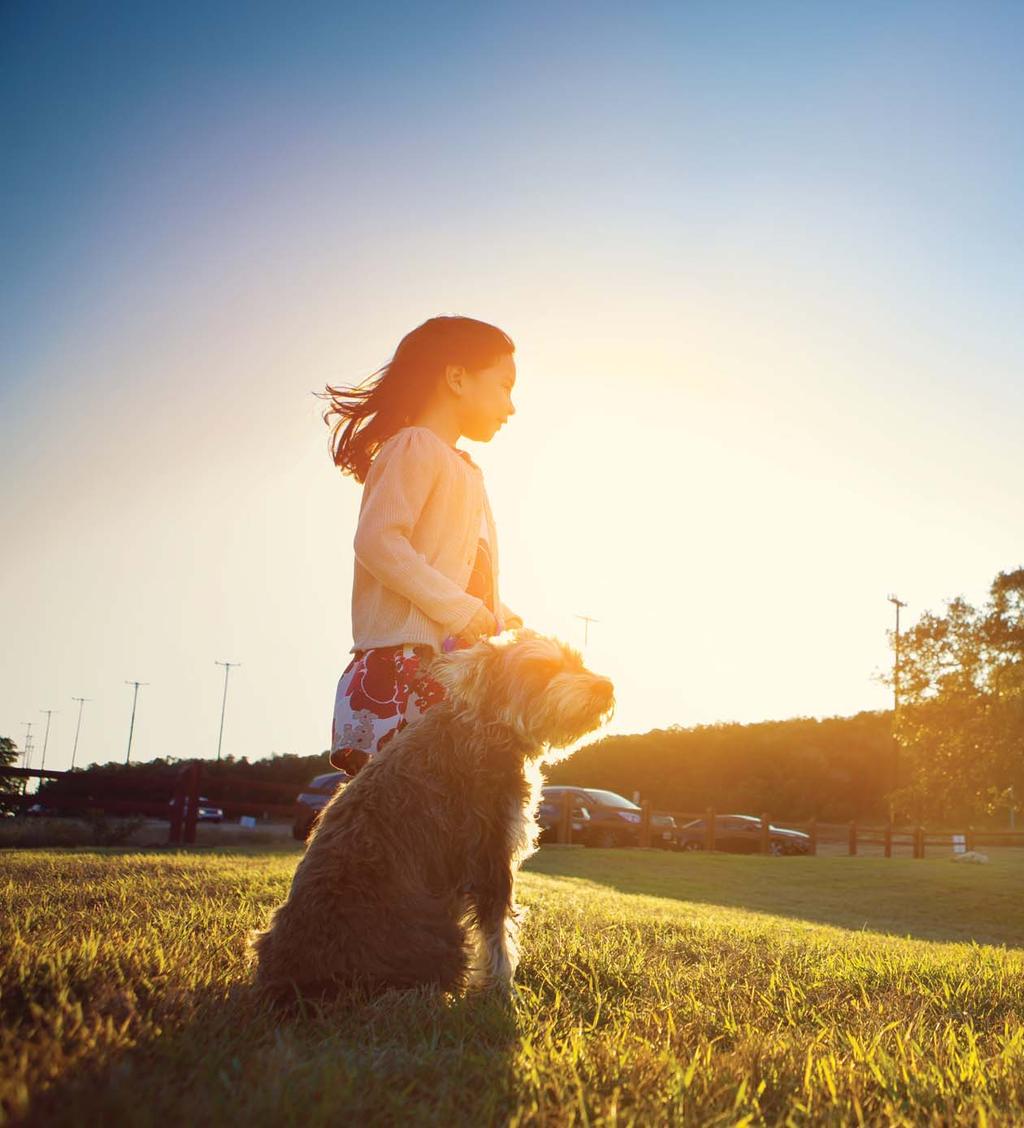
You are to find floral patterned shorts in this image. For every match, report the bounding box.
[330,639,470,774]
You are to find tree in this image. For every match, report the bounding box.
[0,735,20,814]
[884,567,1024,824]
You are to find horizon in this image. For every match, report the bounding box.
[34,700,897,775]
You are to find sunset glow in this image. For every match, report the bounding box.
[2,4,1021,767]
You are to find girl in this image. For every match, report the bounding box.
[318,315,525,776]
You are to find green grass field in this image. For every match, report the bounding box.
[2,845,1023,1126]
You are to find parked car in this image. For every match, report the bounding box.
[540,786,677,848]
[675,814,810,855]
[167,796,224,823]
[293,770,349,841]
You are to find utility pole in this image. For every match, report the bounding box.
[70,697,92,770]
[20,722,33,770]
[574,614,599,649]
[124,681,149,765]
[19,723,33,797]
[38,709,57,773]
[887,594,908,812]
[214,660,241,762]
[887,594,907,712]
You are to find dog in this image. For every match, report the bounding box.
[248,628,614,1000]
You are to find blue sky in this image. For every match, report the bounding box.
[6,0,1022,385]
[2,2,1022,768]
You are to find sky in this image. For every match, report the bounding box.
[2,1,1022,772]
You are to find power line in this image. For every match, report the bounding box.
[38,709,58,773]
[574,614,599,649]
[19,722,33,770]
[886,593,908,815]
[886,594,908,713]
[124,681,149,764]
[214,660,241,762]
[70,697,93,771]
[18,723,33,797]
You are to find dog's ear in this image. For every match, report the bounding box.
[429,638,501,706]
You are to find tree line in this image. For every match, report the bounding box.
[545,709,895,822]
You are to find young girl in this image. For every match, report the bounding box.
[318,315,525,776]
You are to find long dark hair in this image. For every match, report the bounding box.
[316,315,515,483]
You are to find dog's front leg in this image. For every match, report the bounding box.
[468,862,519,989]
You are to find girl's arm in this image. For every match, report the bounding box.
[353,428,485,639]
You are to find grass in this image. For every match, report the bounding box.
[2,845,1023,1126]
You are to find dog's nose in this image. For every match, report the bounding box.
[592,677,614,703]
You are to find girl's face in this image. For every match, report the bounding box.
[455,352,517,442]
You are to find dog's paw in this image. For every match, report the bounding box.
[468,971,517,997]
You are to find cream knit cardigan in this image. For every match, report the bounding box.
[350,425,523,654]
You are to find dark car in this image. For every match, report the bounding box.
[24,802,57,817]
[541,786,676,848]
[537,795,591,843]
[675,814,810,855]
[293,770,349,841]
[166,795,224,823]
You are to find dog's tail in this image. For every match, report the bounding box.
[248,920,325,1006]
[246,904,289,996]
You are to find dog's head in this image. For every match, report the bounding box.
[428,628,615,752]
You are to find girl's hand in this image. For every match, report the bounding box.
[457,604,500,644]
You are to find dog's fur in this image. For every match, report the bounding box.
[248,628,614,1000]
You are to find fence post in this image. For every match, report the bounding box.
[559,792,572,844]
[808,817,817,856]
[168,765,188,844]
[705,807,715,852]
[884,820,892,858]
[849,821,857,856]
[183,760,201,844]
[761,812,770,855]
[640,801,652,849]
[966,826,975,853]
[914,826,924,859]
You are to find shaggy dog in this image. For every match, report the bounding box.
[248,628,614,1000]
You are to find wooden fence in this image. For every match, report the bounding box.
[821,820,1024,857]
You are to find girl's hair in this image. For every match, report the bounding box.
[317,315,515,483]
